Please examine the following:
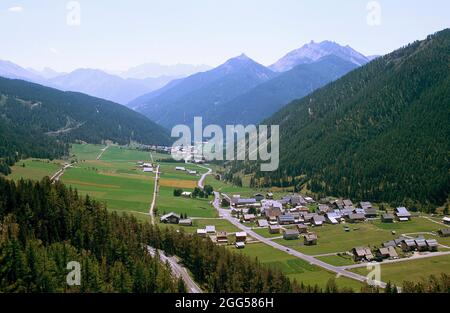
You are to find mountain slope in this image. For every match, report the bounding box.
[207,55,358,126]
[49,69,174,105]
[0,77,171,174]
[238,29,450,207]
[0,60,45,83]
[270,40,370,72]
[134,54,277,129]
[121,62,211,79]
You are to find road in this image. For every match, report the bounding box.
[147,246,203,293]
[50,162,75,182]
[96,145,110,160]
[211,191,384,287]
[195,164,212,189]
[148,164,160,225]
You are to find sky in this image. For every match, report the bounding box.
[1,0,449,72]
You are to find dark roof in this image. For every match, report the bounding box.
[382,213,395,219]
[348,213,365,220]
[284,229,299,236]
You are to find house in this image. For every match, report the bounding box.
[205,225,216,234]
[181,191,192,198]
[261,200,283,212]
[382,240,397,248]
[343,199,354,207]
[438,228,450,237]
[426,239,439,251]
[160,212,180,224]
[235,242,246,249]
[235,232,247,243]
[257,219,269,227]
[317,204,331,215]
[325,212,341,224]
[346,213,366,223]
[296,224,308,234]
[179,219,193,226]
[243,214,256,222]
[142,167,153,173]
[395,207,412,221]
[401,239,417,252]
[377,246,398,259]
[188,170,197,175]
[196,229,207,237]
[216,232,228,244]
[414,238,428,251]
[296,206,310,214]
[231,197,258,208]
[360,201,373,211]
[364,208,377,218]
[266,192,274,199]
[304,233,318,245]
[312,215,326,226]
[175,166,186,171]
[352,247,374,261]
[269,224,282,234]
[283,229,300,240]
[265,207,282,222]
[278,214,295,225]
[381,213,395,223]
[332,199,344,210]
[443,217,450,225]
[304,196,315,203]
[302,213,318,224]
[290,194,306,206]
[254,193,265,202]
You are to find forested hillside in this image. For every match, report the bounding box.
[0,77,171,174]
[227,29,450,208]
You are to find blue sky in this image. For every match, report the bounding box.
[1,0,449,72]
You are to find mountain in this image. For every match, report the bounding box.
[207,55,359,126]
[133,54,277,129]
[120,63,212,79]
[27,67,65,79]
[0,60,45,83]
[48,69,175,105]
[0,77,171,174]
[234,29,450,207]
[270,40,370,72]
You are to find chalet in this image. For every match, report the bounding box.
[340,208,354,217]
[179,219,193,226]
[317,204,331,215]
[360,201,373,211]
[265,207,282,222]
[344,205,355,211]
[243,214,256,222]
[304,233,318,245]
[216,232,228,244]
[346,213,366,223]
[235,232,247,243]
[231,197,258,208]
[332,199,344,210]
[283,229,300,240]
[438,228,450,237]
[290,194,305,206]
[302,213,318,224]
[364,208,377,218]
[325,212,341,224]
[254,193,265,202]
[235,242,246,249]
[377,246,398,259]
[296,224,308,234]
[205,225,216,234]
[395,207,412,221]
[352,247,374,261]
[415,238,428,251]
[291,212,301,222]
[381,213,395,223]
[312,215,326,226]
[181,191,192,198]
[443,217,450,225]
[257,219,269,227]
[296,206,310,214]
[426,239,439,251]
[261,200,283,212]
[269,224,282,234]
[401,239,417,252]
[343,199,354,207]
[355,208,365,215]
[160,212,180,224]
[278,214,295,225]
[196,229,207,237]
[382,240,397,248]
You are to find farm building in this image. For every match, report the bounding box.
[269,225,282,234]
[257,219,269,227]
[364,207,377,218]
[317,204,331,215]
[438,228,450,237]
[160,212,180,224]
[395,207,412,221]
[443,217,450,225]
[231,197,258,208]
[401,239,417,252]
[343,199,354,207]
[381,213,395,223]
[181,191,192,197]
[243,214,256,222]
[304,196,315,203]
[254,193,265,202]
[278,214,295,225]
[426,239,439,251]
[296,224,308,234]
[205,225,216,234]
[188,170,197,175]
[377,246,398,259]
[325,212,341,224]
[415,238,428,251]
[346,213,366,223]
[196,229,207,237]
[266,192,274,199]
[142,167,153,172]
[235,232,247,243]
[235,242,246,249]
[283,229,300,240]
[216,232,228,244]
[175,166,186,171]
[360,201,373,211]
[179,219,192,226]
[302,213,318,224]
[296,206,310,214]
[312,215,326,226]
[352,247,374,261]
[304,233,317,245]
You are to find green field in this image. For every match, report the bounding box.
[231,243,363,290]
[7,158,63,181]
[350,254,450,285]
[252,228,284,238]
[70,143,106,161]
[316,254,356,266]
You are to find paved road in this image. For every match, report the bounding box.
[195,164,212,189]
[50,162,75,182]
[147,246,203,293]
[148,164,160,225]
[211,191,383,287]
[96,145,110,160]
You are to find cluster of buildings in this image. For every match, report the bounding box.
[175,166,198,175]
[160,212,192,226]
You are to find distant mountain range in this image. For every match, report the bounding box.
[119,63,212,79]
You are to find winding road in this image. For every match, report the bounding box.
[50,162,76,182]
[195,164,212,189]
